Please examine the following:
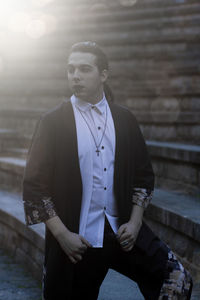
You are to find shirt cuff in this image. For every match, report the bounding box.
[24,196,57,225]
[132,188,153,209]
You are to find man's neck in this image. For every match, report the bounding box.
[81,90,104,104]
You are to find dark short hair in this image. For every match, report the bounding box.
[68,41,109,72]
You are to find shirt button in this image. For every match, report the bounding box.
[98,126,101,130]
[101,146,104,149]
[104,168,107,171]
[104,187,107,190]
[104,207,106,210]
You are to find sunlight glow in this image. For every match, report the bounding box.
[0,0,56,39]
[26,19,46,39]
[8,12,31,33]
[119,0,138,7]
[0,56,4,74]
[31,0,55,7]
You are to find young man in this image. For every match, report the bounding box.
[23,41,193,300]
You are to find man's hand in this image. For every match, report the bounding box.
[45,216,92,264]
[117,220,142,252]
[117,203,144,252]
[57,230,92,264]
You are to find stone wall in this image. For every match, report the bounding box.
[0,0,199,145]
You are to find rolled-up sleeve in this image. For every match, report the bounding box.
[132,188,153,209]
[130,113,154,210]
[23,115,57,225]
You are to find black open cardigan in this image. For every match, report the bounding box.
[23,100,157,298]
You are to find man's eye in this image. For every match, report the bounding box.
[80,66,91,72]
[67,66,74,73]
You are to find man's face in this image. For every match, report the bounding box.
[67,52,107,102]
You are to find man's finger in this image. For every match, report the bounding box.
[74,254,82,262]
[69,255,78,264]
[117,225,126,238]
[122,244,134,252]
[119,232,130,243]
[80,236,93,248]
[121,240,129,247]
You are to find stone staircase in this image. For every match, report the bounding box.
[0,0,200,283]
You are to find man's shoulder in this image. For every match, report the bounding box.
[41,98,71,121]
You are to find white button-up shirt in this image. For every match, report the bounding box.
[71,94,119,247]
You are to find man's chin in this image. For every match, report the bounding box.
[74,91,87,100]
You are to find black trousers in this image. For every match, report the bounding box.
[72,220,170,300]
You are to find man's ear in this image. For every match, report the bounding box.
[101,69,109,83]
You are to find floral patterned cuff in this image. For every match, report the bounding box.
[24,196,57,225]
[132,188,153,209]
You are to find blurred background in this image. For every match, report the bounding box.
[0,0,200,195]
[0,0,200,298]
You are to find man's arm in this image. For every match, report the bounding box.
[23,116,57,225]
[117,111,154,251]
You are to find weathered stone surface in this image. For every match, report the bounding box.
[0,0,199,146]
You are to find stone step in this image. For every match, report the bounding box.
[48,2,200,22]
[43,0,199,10]
[0,95,63,110]
[1,148,28,160]
[36,24,200,48]
[141,123,200,145]
[125,97,200,112]
[146,140,200,197]
[110,76,200,97]
[0,156,25,175]
[135,111,200,124]
[0,156,26,193]
[0,129,31,152]
[0,109,43,134]
[145,188,200,281]
[147,140,200,164]
[51,13,200,36]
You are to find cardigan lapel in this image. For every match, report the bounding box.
[58,99,83,231]
[108,102,133,224]
[108,102,124,179]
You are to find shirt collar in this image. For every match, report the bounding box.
[71,94,107,115]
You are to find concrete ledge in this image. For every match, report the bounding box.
[0,157,25,192]
[145,188,200,281]
[0,130,31,152]
[0,190,45,281]
[146,141,200,197]
[147,140,200,164]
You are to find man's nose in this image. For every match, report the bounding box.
[73,68,81,81]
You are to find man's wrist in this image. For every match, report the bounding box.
[45,216,71,240]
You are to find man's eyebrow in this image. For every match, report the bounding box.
[67,63,93,67]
